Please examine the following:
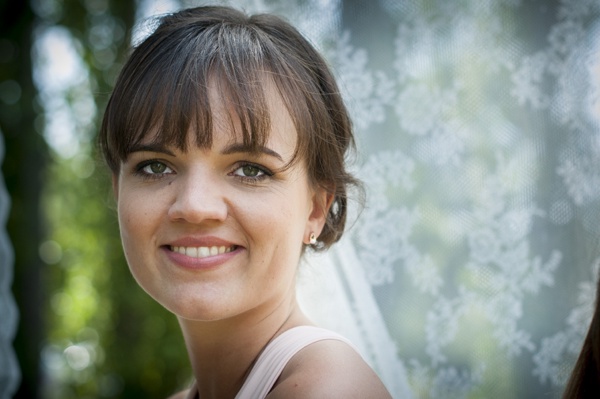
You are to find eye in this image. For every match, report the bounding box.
[230,162,273,182]
[137,161,174,176]
[235,164,264,178]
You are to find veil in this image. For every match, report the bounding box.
[298,241,414,398]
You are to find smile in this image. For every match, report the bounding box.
[170,245,236,258]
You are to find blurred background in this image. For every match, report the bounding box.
[2,0,600,398]
[1,1,190,398]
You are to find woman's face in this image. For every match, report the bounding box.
[114,81,328,321]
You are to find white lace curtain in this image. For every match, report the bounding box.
[144,0,600,397]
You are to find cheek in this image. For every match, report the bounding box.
[243,192,303,228]
[117,191,157,252]
[241,192,309,250]
[116,192,161,289]
[118,186,163,223]
[118,197,138,238]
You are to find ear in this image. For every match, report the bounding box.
[304,185,334,244]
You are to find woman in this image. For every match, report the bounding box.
[563,274,600,398]
[99,5,392,398]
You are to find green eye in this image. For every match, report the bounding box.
[242,165,261,177]
[149,162,167,174]
[140,161,172,175]
[231,163,270,181]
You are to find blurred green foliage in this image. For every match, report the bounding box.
[1,0,191,397]
[38,0,191,397]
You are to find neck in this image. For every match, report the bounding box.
[178,295,312,399]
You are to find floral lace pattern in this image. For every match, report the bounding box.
[195,0,599,397]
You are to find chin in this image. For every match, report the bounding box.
[154,292,236,322]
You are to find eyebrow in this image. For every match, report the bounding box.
[127,142,284,162]
[128,143,176,156]
[221,143,284,162]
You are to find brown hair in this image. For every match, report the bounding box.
[99,5,361,249]
[563,274,600,398]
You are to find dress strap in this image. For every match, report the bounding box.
[235,326,356,399]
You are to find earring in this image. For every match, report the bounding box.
[309,232,317,245]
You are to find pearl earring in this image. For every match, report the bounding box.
[309,233,317,245]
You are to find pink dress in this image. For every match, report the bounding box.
[186,326,357,399]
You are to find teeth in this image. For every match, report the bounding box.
[199,247,210,257]
[171,245,234,258]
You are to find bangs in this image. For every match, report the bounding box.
[124,56,271,156]
[100,8,328,175]
[102,22,295,170]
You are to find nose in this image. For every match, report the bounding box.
[167,169,228,224]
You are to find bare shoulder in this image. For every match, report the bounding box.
[267,339,392,398]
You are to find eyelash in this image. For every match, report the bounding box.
[133,160,274,184]
[230,162,274,184]
[134,159,174,180]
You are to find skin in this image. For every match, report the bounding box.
[113,79,391,398]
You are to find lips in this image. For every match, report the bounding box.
[164,236,241,268]
[170,245,236,258]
